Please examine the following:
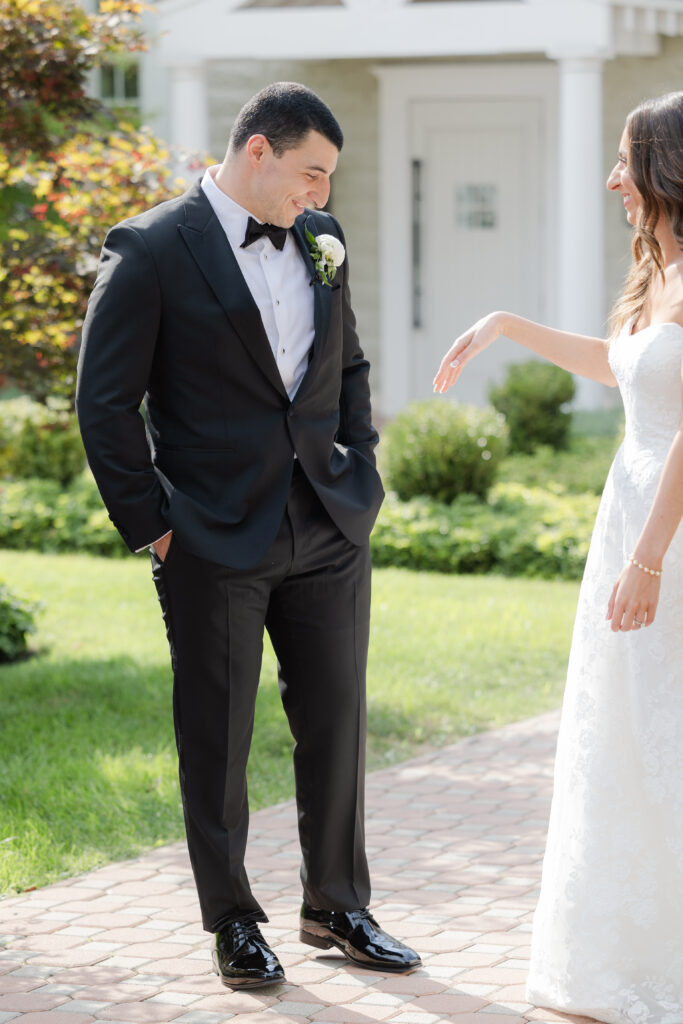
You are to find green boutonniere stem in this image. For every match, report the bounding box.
[306,228,337,287]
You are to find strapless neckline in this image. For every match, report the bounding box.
[628,320,683,338]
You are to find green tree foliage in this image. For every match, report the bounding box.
[0,0,191,401]
[0,0,147,158]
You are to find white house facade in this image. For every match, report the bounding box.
[135,0,683,415]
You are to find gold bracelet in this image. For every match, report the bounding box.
[630,556,662,577]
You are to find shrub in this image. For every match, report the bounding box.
[0,397,85,484]
[384,400,508,503]
[0,581,39,662]
[0,453,599,581]
[370,483,598,580]
[489,360,576,454]
[0,471,126,556]
[497,436,621,496]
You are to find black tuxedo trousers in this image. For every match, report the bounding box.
[151,461,371,931]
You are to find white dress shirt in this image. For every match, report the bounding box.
[201,166,315,400]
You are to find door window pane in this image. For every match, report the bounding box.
[456,184,498,229]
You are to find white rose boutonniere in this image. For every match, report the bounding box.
[306,229,345,287]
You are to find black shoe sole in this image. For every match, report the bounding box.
[213,967,285,989]
[215,972,285,989]
[299,925,422,974]
[212,955,284,989]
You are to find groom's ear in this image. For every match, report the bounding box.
[245,134,271,169]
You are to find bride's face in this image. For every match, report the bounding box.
[606,128,643,226]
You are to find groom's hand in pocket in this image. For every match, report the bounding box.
[151,530,173,563]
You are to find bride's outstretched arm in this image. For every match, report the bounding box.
[606,350,683,631]
[433,311,617,394]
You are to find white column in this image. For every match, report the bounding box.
[557,58,604,333]
[374,68,413,417]
[168,62,209,153]
[555,57,606,405]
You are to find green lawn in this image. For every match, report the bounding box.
[0,551,579,895]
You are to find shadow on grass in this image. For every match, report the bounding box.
[0,653,297,893]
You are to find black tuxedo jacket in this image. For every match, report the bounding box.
[76,182,384,569]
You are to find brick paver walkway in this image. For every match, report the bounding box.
[0,710,595,1024]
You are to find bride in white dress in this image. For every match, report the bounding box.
[433,92,683,1024]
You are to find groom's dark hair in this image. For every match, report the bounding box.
[229,82,344,156]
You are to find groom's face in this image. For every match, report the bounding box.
[248,129,339,227]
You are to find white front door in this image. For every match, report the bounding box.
[410,98,545,404]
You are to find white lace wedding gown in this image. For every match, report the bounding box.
[526,322,683,1024]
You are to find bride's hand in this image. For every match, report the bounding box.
[606,562,661,632]
[433,312,506,394]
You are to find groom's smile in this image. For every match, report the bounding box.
[252,129,338,228]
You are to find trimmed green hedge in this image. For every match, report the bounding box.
[370,482,598,579]
[497,436,620,495]
[0,472,598,580]
[0,472,126,556]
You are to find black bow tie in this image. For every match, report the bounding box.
[241,216,288,251]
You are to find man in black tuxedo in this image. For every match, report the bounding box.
[76,83,420,989]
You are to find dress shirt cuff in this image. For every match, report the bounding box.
[135,529,172,554]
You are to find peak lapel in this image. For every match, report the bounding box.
[177,184,288,400]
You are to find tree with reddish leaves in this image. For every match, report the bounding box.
[0,0,192,402]
[1,0,150,160]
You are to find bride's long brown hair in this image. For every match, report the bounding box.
[609,91,683,338]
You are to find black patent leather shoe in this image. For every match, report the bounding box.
[212,920,285,988]
[299,902,422,973]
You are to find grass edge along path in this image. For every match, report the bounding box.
[0,550,579,895]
